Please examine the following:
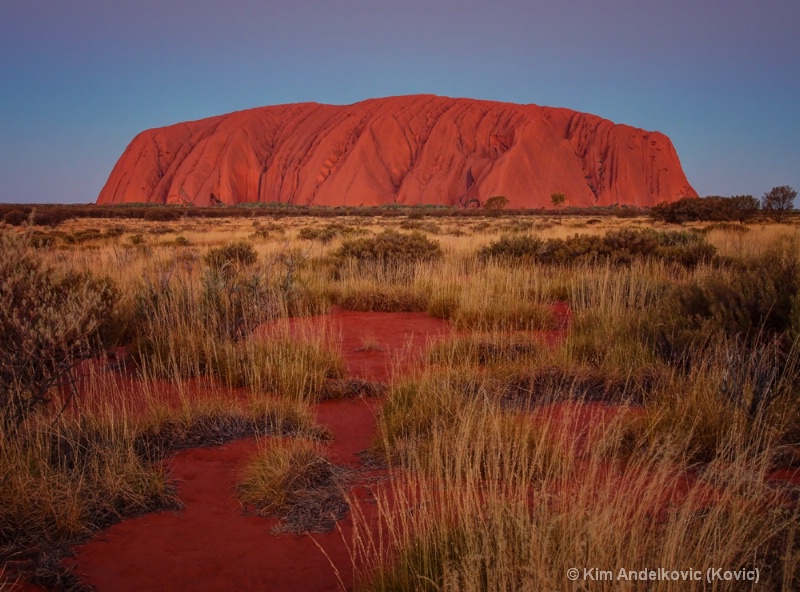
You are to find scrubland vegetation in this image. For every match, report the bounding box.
[1,208,799,590]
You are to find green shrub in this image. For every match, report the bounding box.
[650,195,761,223]
[204,241,258,274]
[0,235,117,428]
[479,229,715,268]
[535,234,612,264]
[335,231,442,269]
[298,226,339,243]
[2,209,29,226]
[652,246,800,359]
[478,235,543,261]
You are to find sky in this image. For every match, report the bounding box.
[1,0,798,204]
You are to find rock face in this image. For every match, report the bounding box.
[97,95,696,208]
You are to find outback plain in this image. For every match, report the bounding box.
[1,205,800,591]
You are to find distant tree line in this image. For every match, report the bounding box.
[0,202,644,226]
[0,186,794,227]
[650,186,796,224]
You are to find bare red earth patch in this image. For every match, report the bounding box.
[64,309,450,592]
[257,306,452,382]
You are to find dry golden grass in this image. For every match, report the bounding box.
[237,437,350,533]
[356,357,800,590]
[2,213,800,590]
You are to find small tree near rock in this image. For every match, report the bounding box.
[551,192,566,220]
[484,195,509,211]
[761,185,796,222]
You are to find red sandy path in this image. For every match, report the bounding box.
[65,309,451,592]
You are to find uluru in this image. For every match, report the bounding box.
[97,95,696,208]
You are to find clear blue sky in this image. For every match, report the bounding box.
[1,0,798,204]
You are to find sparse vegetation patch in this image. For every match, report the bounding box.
[237,439,351,533]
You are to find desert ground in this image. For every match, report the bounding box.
[1,210,799,591]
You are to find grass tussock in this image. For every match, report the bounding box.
[209,335,346,401]
[237,438,350,533]
[336,283,429,313]
[0,416,176,550]
[428,333,541,367]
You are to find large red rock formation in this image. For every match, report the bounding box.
[97,95,696,208]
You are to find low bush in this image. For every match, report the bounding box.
[298,223,369,243]
[28,230,57,248]
[652,245,800,356]
[650,195,761,223]
[2,209,29,226]
[204,241,258,274]
[477,234,543,261]
[398,219,441,233]
[335,231,442,271]
[143,208,182,222]
[479,229,715,268]
[103,225,126,238]
[72,228,104,243]
[0,234,117,429]
[128,233,145,246]
[298,225,339,243]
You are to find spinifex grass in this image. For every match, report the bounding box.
[237,438,350,533]
[354,370,800,591]
[209,333,346,402]
[0,413,175,551]
[355,243,800,591]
